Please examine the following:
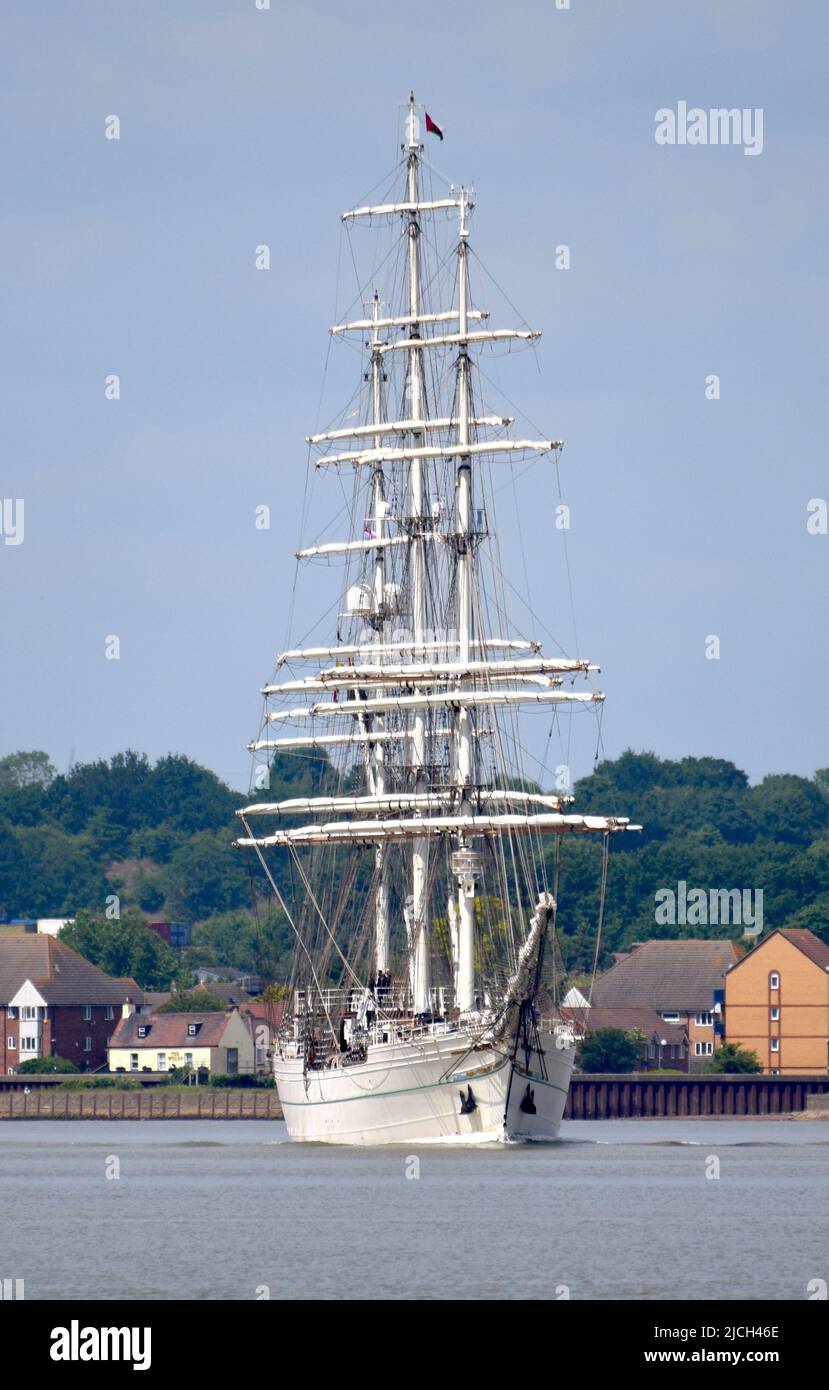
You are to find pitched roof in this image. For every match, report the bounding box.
[728,927,829,974]
[238,999,286,1033]
[141,992,172,1013]
[562,1005,688,1043]
[108,1011,232,1049]
[0,933,142,1007]
[586,1006,688,1043]
[591,939,738,1011]
[778,928,829,969]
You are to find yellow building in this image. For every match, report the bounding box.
[724,929,829,1075]
[107,1007,254,1076]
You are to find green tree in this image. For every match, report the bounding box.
[0,750,57,791]
[162,830,249,921]
[60,908,183,991]
[18,1055,78,1074]
[157,990,229,1013]
[578,1028,643,1074]
[705,1042,763,1074]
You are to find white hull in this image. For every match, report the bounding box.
[275,1029,575,1145]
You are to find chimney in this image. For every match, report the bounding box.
[122,998,136,1019]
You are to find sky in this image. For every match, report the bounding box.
[1,0,827,795]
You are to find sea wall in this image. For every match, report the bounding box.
[3,1074,829,1119]
[0,1089,283,1119]
[565,1073,829,1119]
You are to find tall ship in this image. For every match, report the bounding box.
[236,96,639,1144]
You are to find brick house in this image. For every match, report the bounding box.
[591,939,739,1070]
[724,928,829,1075]
[0,934,142,1073]
[564,1005,691,1072]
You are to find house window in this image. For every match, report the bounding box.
[694,1012,713,1027]
[137,1025,149,1039]
[83,1006,92,1022]
[771,1007,780,1022]
[771,1068,780,1076]
[184,1052,193,1065]
[661,1012,680,1022]
[770,973,780,990]
[7,1007,17,1020]
[7,1037,16,1050]
[105,1006,114,1021]
[129,1053,139,1071]
[157,1053,167,1071]
[83,1037,92,1052]
[647,1041,655,1058]
[771,1039,779,1053]
[21,1006,38,1021]
[20,1037,37,1052]
[694,1042,714,1057]
[188,1024,198,1037]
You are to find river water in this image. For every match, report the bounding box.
[1,1119,825,1300]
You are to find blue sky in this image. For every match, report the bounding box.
[1,1,827,793]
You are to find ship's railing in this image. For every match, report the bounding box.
[294,984,458,1018]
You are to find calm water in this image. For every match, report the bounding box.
[1,1119,826,1300]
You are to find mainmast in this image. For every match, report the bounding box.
[453,188,478,1014]
[369,292,390,976]
[405,94,431,1013]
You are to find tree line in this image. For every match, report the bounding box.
[0,747,826,989]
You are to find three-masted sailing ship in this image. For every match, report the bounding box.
[236,97,638,1143]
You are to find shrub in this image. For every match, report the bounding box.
[17,1056,78,1074]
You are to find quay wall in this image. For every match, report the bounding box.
[564,1073,829,1119]
[1,1075,828,1119]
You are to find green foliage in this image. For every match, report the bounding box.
[704,1043,763,1074]
[0,750,57,792]
[17,1055,78,1073]
[3,746,829,986]
[58,1075,143,1090]
[134,872,165,913]
[191,908,293,980]
[578,1028,643,1074]
[156,990,229,1013]
[209,1073,274,1088]
[552,752,829,974]
[0,750,248,922]
[60,908,183,991]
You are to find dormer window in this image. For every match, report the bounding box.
[187,1023,199,1037]
[137,1024,149,1039]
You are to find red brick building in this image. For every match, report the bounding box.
[0,934,142,1073]
[590,939,739,1070]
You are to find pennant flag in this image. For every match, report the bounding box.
[425,112,444,141]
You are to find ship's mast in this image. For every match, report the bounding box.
[405,94,431,1013]
[369,292,389,976]
[453,188,478,1013]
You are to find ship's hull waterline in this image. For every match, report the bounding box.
[274,1030,576,1145]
